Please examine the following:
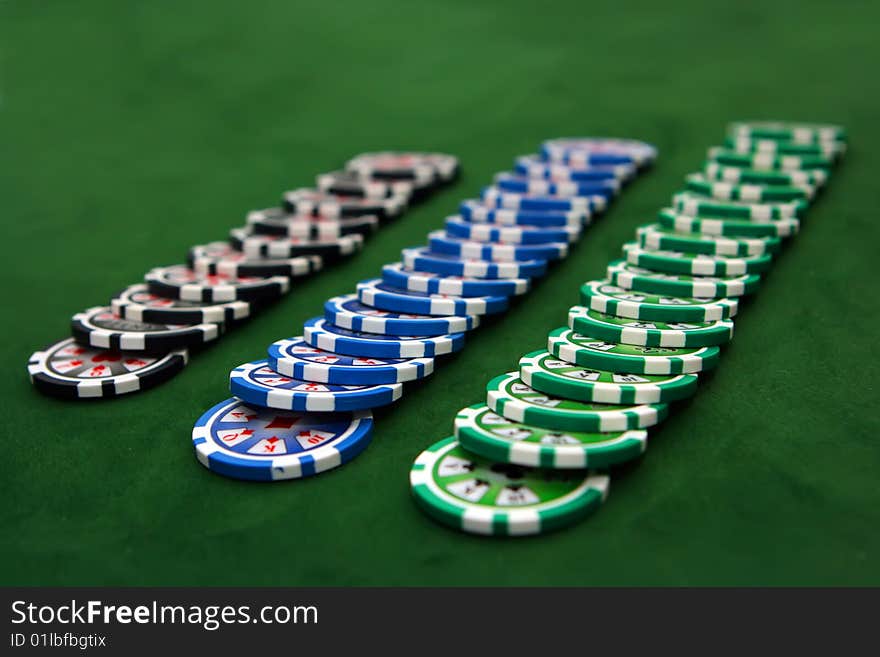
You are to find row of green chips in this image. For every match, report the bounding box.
[410,122,847,537]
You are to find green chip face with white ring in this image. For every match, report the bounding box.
[519,349,698,404]
[657,208,800,239]
[672,191,807,220]
[548,326,721,375]
[568,305,734,348]
[608,260,761,299]
[454,403,648,469]
[409,436,609,536]
[685,173,814,202]
[636,223,781,257]
[486,372,668,432]
[579,280,738,322]
[622,242,772,276]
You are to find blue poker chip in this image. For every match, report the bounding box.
[458,200,588,227]
[444,216,580,245]
[381,263,530,298]
[356,278,508,316]
[514,155,636,182]
[481,186,607,214]
[540,137,658,168]
[229,359,402,411]
[324,294,479,335]
[494,172,620,200]
[191,397,373,481]
[303,317,465,358]
[268,337,434,384]
[401,247,547,280]
[427,230,568,262]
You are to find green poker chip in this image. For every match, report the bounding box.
[636,223,781,257]
[622,242,773,276]
[607,260,760,299]
[519,349,698,404]
[672,191,807,220]
[722,136,844,160]
[703,162,828,188]
[658,208,799,239]
[685,173,814,202]
[454,403,648,469]
[579,280,738,322]
[727,121,847,145]
[707,146,832,171]
[486,372,668,432]
[568,306,734,348]
[548,327,721,375]
[409,436,608,536]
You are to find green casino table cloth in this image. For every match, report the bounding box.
[2,0,878,586]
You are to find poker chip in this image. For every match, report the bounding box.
[246,207,379,238]
[111,283,255,325]
[621,242,773,276]
[672,190,807,221]
[578,280,738,322]
[568,306,734,348]
[607,260,761,299]
[346,152,460,184]
[427,230,568,262]
[282,187,406,219]
[519,350,698,404]
[28,337,188,399]
[382,263,530,298]
[455,404,648,469]
[636,223,781,257]
[240,207,344,239]
[324,294,479,336]
[317,170,414,199]
[481,185,607,214]
[229,359,402,411]
[685,172,814,202]
[409,436,608,536]
[229,227,363,260]
[401,247,547,280]
[486,372,668,432]
[191,398,373,481]
[268,337,434,384]
[727,121,847,145]
[356,279,509,316]
[458,199,587,227]
[540,137,659,168]
[71,306,221,352]
[703,162,827,188]
[145,264,290,302]
[725,135,844,160]
[657,208,800,239]
[494,172,620,200]
[187,242,323,278]
[302,317,464,359]
[707,146,832,171]
[548,327,721,375]
[514,154,635,182]
[444,215,581,244]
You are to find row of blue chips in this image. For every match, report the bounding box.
[192,141,655,482]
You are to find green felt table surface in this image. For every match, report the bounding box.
[2,0,879,586]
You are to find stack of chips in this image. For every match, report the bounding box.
[193,141,654,483]
[410,123,846,537]
[27,152,451,401]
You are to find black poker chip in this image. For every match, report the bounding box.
[228,227,364,260]
[316,170,415,200]
[71,306,222,353]
[188,241,323,278]
[28,337,188,399]
[282,188,406,220]
[145,264,290,303]
[111,283,256,326]
[245,207,379,238]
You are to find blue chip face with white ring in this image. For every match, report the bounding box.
[229,359,403,411]
[303,317,465,358]
[191,397,374,481]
